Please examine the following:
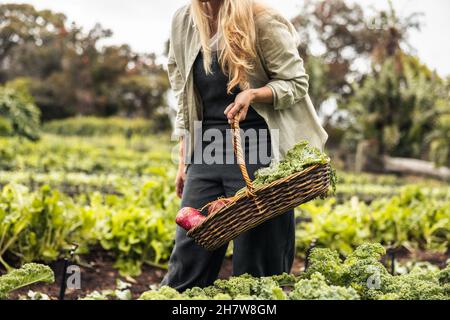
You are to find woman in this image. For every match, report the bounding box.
[162,0,328,291]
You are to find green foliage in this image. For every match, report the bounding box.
[290,273,359,300]
[0,131,179,276]
[0,116,448,289]
[296,186,450,256]
[139,286,182,300]
[213,275,257,298]
[341,243,391,297]
[0,84,40,140]
[343,54,449,164]
[0,4,170,121]
[251,140,333,190]
[0,263,54,299]
[377,267,446,300]
[304,248,344,284]
[0,184,79,268]
[438,262,450,285]
[99,181,178,276]
[0,181,178,276]
[0,134,173,174]
[43,117,158,137]
[0,116,13,136]
[139,244,450,300]
[15,185,80,263]
[305,243,449,300]
[1,129,447,278]
[305,244,388,292]
[140,274,289,300]
[334,170,450,202]
[426,86,450,167]
[292,0,421,118]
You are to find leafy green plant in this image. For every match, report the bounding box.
[139,244,450,300]
[252,140,331,188]
[0,85,40,141]
[0,180,179,277]
[43,117,158,137]
[342,54,448,164]
[0,184,34,270]
[289,273,359,300]
[0,263,54,299]
[15,186,79,263]
[296,186,450,255]
[0,134,174,174]
[140,274,289,300]
[99,180,178,276]
[0,184,79,267]
[305,243,449,300]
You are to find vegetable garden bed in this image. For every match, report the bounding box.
[1,131,449,300]
[2,246,448,300]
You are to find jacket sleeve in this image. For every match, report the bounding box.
[257,14,309,110]
[167,37,186,138]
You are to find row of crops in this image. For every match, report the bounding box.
[139,243,450,300]
[1,178,448,275]
[2,244,449,300]
[1,118,449,299]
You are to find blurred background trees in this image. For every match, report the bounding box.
[0,79,40,140]
[291,0,449,168]
[0,4,170,122]
[0,1,448,169]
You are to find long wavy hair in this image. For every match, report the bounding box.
[191,0,272,94]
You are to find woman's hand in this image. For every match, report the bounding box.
[224,87,274,123]
[224,89,255,123]
[175,166,186,198]
[175,136,186,198]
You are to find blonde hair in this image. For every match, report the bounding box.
[191,0,271,94]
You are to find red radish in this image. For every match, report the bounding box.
[208,198,233,215]
[176,207,206,231]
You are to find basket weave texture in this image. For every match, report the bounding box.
[187,116,331,251]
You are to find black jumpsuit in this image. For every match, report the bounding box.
[161,50,295,291]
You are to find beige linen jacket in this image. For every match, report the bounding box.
[168,4,328,163]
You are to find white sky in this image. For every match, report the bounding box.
[2,0,450,76]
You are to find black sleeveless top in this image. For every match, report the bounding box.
[192,50,271,164]
[193,51,268,131]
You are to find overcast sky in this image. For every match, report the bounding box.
[2,0,450,76]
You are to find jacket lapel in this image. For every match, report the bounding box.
[184,26,202,82]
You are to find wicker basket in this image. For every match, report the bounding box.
[186,116,331,251]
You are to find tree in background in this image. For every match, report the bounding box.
[426,78,450,167]
[1,2,448,166]
[0,79,40,140]
[292,0,448,167]
[344,55,449,164]
[338,1,448,167]
[291,0,421,113]
[0,4,170,125]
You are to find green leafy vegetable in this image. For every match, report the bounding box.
[296,186,450,256]
[252,140,331,188]
[304,248,344,284]
[137,244,450,301]
[289,273,360,300]
[305,243,450,300]
[0,263,54,299]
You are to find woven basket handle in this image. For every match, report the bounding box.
[231,113,256,197]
